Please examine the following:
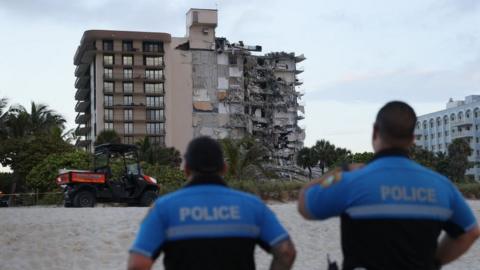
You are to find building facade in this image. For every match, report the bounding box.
[74,8,305,167]
[414,95,480,180]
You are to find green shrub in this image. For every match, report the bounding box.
[26,150,91,193]
[141,162,186,194]
[457,183,480,199]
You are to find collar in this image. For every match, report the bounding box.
[185,174,227,187]
[371,148,410,162]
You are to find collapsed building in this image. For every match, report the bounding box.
[190,39,306,167]
[73,8,305,170]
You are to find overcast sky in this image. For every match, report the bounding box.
[0,0,479,153]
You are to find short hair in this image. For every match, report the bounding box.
[184,136,224,174]
[375,101,417,144]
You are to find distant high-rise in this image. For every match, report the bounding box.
[414,95,480,180]
[74,8,305,167]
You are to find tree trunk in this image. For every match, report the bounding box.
[308,167,312,179]
[8,178,16,206]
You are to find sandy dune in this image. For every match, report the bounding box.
[0,201,479,270]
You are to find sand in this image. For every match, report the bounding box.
[0,201,479,270]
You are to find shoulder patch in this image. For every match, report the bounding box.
[319,171,342,188]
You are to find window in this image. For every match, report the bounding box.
[439,144,442,150]
[423,121,427,129]
[145,83,163,94]
[123,82,133,93]
[104,109,113,121]
[228,54,237,65]
[124,136,134,144]
[476,138,479,143]
[424,135,427,140]
[146,96,163,107]
[123,55,133,65]
[123,95,133,105]
[124,109,133,121]
[429,121,434,128]
[123,68,132,80]
[444,117,448,125]
[444,130,448,136]
[124,123,134,134]
[145,69,163,80]
[104,68,113,79]
[147,123,164,135]
[104,95,113,106]
[104,122,114,130]
[147,109,164,121]
[103,82,114,93]
[438,132,441,138]
[143,41,162,52]
[149,136,164,145]
[103,40,113,51]
[103,55,114,65]
[144,56,163,66]
[123,41,133,52]
[416,122,420,129]
[430,134,434,139]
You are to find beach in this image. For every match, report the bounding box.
[1,201,479,270]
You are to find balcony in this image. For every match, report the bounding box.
[75,126,91,136]
[295,67,304,74]
[75,75,90,89]
[294,79,303,86]
[75,100,91,112]
[146,116,166,122]
[295,54,306,63]
[451,119,474,127]
[136,74,165,82]
[75,87,90,101]
[75,64,89,77]
[75,113,89,124]
[74,43,97,65]
[452,130,475,139]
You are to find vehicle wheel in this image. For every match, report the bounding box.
[73,191,96,207]
[140,191,157,207]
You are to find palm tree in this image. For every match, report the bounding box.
[136,137,182,167]
[4,102,66,138]
[0,98,8,138]
[94,130,121,146]
[0,101,67,204]
[447,138,473,182]
[220,137,269,180]
[312,139,336,174]
[296,147,318,179]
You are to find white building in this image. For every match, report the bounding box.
[414,95,480,180]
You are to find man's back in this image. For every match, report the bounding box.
[130,179,289,270]
[303,150,477,270]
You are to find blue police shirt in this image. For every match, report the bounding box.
[130,178,289,270]
[305,149,477,270]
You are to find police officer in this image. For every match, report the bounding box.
[128,136,296,270]
[298,101,479,270]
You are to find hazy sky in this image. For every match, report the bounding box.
[0,0,479,153]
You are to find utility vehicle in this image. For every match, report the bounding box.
[56,144,159,207]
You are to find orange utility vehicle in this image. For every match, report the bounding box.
[56,144,159,207]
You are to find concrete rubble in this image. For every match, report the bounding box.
[191,37,306,177]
